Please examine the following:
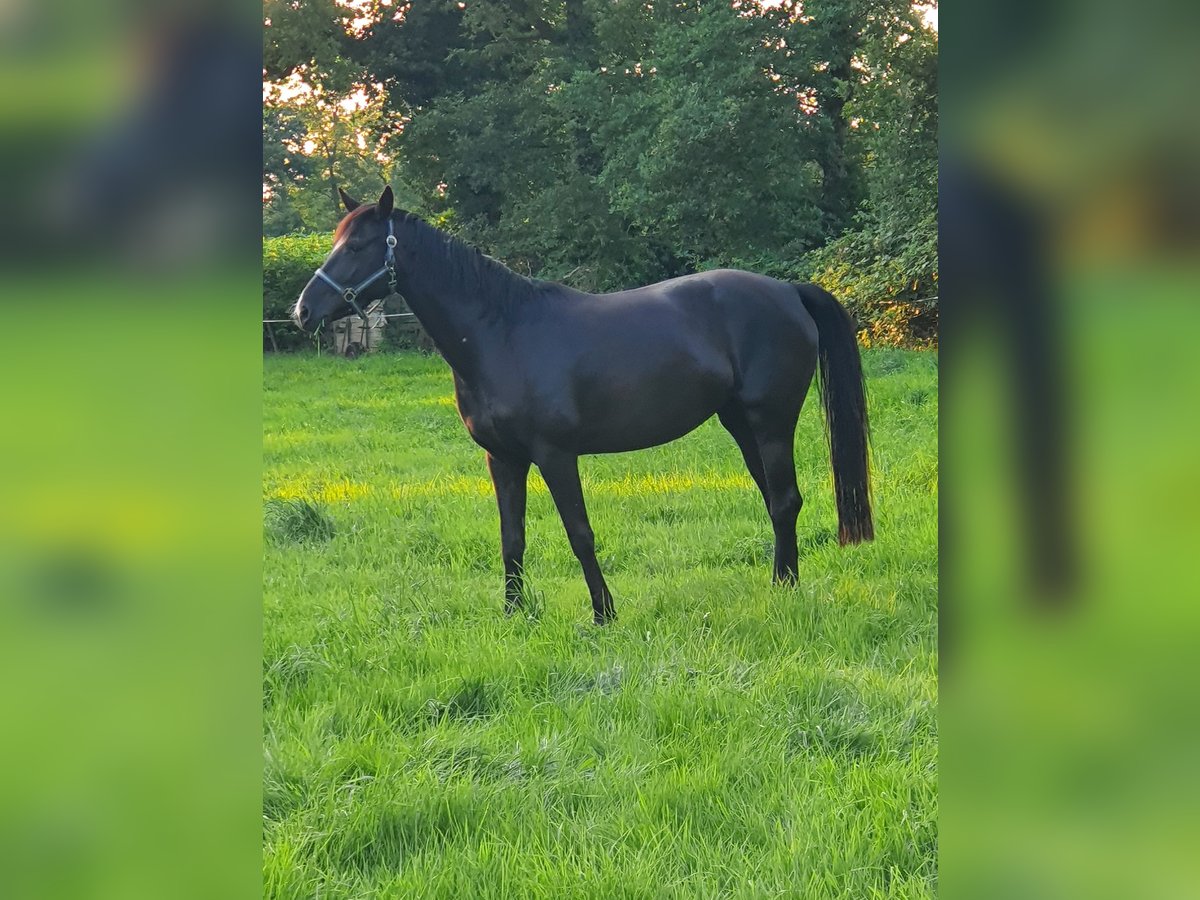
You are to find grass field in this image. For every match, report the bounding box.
[263,348,938,898]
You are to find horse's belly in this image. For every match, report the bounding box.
[568,363,731,454]
[577,410,715,454]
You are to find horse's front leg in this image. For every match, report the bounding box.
[536,449,616,625]
[486,452,530,615]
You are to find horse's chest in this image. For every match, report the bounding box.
[453,382,520,454]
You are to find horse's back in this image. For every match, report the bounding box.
[650,269,820,405]
[690,268,817,337]
[582,267,819,399]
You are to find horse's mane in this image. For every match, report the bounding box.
[397,212,545,320]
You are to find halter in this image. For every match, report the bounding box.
[313,218,398,320]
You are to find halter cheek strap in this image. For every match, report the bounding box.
[314,219,399,320]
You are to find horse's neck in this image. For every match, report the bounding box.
[396,226,506,378]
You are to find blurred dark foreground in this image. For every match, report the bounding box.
[0,3,261,899]
[1,0,1199,897]
[941,0,1200,895]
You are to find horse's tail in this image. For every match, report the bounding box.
[796,283,874,544]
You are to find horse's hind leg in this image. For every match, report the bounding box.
[745,408,803,584]
[718,402,770,512]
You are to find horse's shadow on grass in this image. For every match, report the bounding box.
[798,530,837,558]
[709,529,835,569]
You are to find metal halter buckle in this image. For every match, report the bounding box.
[312,218,398,321]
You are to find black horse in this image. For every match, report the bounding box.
[295,186,873,624]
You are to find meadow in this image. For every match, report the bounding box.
[263,348,938,899]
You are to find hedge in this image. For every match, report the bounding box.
[263,233,330,350]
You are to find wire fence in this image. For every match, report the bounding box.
[262,311,417,325]
[262,307,420,354]
[263,295,938,353]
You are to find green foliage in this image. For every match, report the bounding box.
[808,216,938,347]
[263,349,938,898]
[805,0,939,345]
[395,1,836,290]
[262,233,329,350]
[263,79,403,236]
[586,3,827,276]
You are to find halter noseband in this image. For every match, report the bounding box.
[314,218,398,320]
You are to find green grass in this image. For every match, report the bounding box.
[263,348,938,898]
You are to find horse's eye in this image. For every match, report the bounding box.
[347,243,363,254]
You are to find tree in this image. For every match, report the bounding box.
[263,75,401,233]
[263,0,939,344]
[808,2,938,342]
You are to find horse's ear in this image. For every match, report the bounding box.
[338,187,361,213]
[376,185,394,219]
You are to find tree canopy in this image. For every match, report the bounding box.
[263,0,937,343]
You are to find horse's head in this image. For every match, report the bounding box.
[293,185,398,332]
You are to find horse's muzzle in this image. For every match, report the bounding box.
[293,302,315,332]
